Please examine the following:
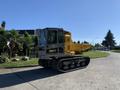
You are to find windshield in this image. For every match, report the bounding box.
[39,30,46,46]
[47,30,57,44]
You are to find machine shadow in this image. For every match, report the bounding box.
[0,68,62,88]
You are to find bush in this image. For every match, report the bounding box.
[113,46,120,50]
[21,56,29,61]
[0,56,9,63]
[11,58,20,62]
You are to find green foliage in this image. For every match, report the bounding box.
[21,56,29,61]
[22,32,33,56]
[77,41,80,44]
[94,43,101,47]
[11,58,20,62]
[113,46,120,50]
[112,50,120,53]
[81,41,89,44]
[0,56,6,63]
[1,21,6,28]
[0,30,7,54]
[102,30,116,49]
[24,32,32,44]
[9,30,19,40]
[0,35,7,47]
[0,56,9,63]
[0,28,38,58]
[0,30,6,35]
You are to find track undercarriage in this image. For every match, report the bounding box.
[38,55,90,72]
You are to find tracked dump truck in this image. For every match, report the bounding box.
[37,28,91,72]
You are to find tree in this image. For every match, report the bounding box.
[77,41,80,44]
[8,40,20,58]
[9,30,19,41]
[1,21,6,29]
[0,30,7,55]
[23,32,32,56]
[94,43,102,50]
[95,43,101,47]
[73,41,76,44]
[24,32,32,44]
[102,30,116,49]
[33,36,38,57]
[6,30,20,58]
[81,41,89,44]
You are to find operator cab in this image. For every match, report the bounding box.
[37,28,65,59]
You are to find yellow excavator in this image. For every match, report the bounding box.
[37,28,91,72]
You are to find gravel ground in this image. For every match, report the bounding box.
[0,52,120,90]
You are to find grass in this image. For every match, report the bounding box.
[82,50,110,59]
[0,58,38,68]
[0,51,110,68]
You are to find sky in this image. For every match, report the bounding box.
[0,0,120,45]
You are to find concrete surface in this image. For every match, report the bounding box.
[0,52,120,90]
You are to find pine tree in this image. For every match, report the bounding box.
[102,30,116,49]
